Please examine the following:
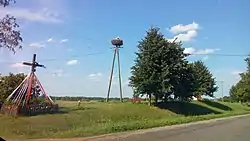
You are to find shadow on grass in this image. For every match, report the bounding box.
[0,137,6,141]
[155,101,221,116]
[201,100,232,111]
[26,107,96,116]
[0,106,96,117]
[61,106,96,112]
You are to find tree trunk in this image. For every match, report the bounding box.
[148,94,152,106]
[154,94,158,104]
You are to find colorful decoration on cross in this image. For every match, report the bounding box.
[6,72,54,107]
[0,54,59,116]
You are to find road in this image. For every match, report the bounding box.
[9,115,250,141]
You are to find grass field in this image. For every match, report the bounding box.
[1,100,250,139]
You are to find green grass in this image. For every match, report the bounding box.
[1,100,250,139]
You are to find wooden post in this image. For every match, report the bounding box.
[106,38,124,102]
[116,47,123,102]
[23,54,46,105]
[26,54,36,105]
[106,48,117,102]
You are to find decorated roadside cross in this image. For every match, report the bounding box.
[22,54,46,105]
[1,54,59,116]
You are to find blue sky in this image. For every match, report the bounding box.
[0,0,249,98]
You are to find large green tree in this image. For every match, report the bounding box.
[0,0,22,53]
[229,55,250,103]
[129,27,168,105]
[129,27,192,104]
[190,60,218,98]
[0,73,26,103]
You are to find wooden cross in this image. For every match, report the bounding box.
[23,54,46,73]
[22,54,45,105]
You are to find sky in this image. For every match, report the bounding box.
[0,0,249,98]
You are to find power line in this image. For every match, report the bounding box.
[0,52,249,65]
[186,53,249,57]
[0,51,108,64]
[38,51,107,62]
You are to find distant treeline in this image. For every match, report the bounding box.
[50,96,132,101]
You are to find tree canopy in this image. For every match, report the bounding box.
[0,73,26,103]
[229,56,250,103]
[0,0,22,53]
[129,26,218,105]
[190,61,218,98]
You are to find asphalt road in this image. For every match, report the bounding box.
[107,115,250,141]
[9,115,250,141]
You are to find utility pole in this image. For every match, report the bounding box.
[106,37,124,102]
[219,80,224,102]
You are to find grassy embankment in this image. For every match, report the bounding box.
[1,100,250,139]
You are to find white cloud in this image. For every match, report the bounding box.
[167,22,199,42]
[28,37,56,48]
[169,22,199,34]
[66,60,79,65]
[168,30,197,42]
[184,47,220,55]
[196,48,220,54]
[10,62,28,68]
[0,7,62,23]
[28,43,45,48]
[47,38,53,42]
[88,72,103,81]
[60,39,68,43]
[231,70,244,75]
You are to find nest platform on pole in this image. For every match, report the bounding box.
[0,54,59,116]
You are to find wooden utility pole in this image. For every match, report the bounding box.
[23,54,46,105]
[219,80,224,102]
[106,37,123,102]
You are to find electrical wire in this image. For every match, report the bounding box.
[38,51,108,62]
[0,52,249,65]
[186,53,249,57]
[0,51,109,64]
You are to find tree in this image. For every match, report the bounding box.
[0,0,22,53]
[245,55,250,73]
[229,55,250,103]
[0,73,26,103]
[129,27,168,105]
[229,84,240,102]
[129,26,193,104]
[191,60,218,98]
[171,62,196,101]
[0,0,15,6]
[233,73,250,103]
[161,41,195,101]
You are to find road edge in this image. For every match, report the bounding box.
[81,114,250,141]
[15,113,250,141]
